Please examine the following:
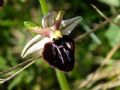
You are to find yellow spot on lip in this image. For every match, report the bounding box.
[53,30,62,39]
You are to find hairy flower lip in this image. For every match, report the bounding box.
[21,14,82,58]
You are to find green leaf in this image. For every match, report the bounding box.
[99,0,120,7]
[105,20,120,47]
[0,56,9,70]
[22,70,34,84]
[8,73,24,90]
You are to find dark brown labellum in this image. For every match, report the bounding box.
[0,0,4,7]
[43,35,75,72]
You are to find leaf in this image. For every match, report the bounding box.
[8,70,34,90]
[0,56,9,70]
[99,0,120,7]
[24,70,34,84]
[8,73,24,90]
[105,20,120,47]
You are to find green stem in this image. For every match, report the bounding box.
[38,0,70,90]
[55,69,70,90]
[39,0,48,15]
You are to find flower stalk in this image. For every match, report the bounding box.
[39,0,48,15]
[38,0,70,90]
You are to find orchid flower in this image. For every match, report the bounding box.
[21,10,82,72]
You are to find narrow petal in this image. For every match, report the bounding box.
[55,10,64,29]
[42,11,57,28]
[21,35,50,58]
[60,16,83,35]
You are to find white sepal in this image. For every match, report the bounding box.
[60,16,83,35]
[21,35,50,58]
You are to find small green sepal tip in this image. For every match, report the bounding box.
[24,21,38,30]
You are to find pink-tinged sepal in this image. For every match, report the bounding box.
[42,12,57,28]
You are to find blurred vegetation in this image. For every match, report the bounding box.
[0,0,120,90]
